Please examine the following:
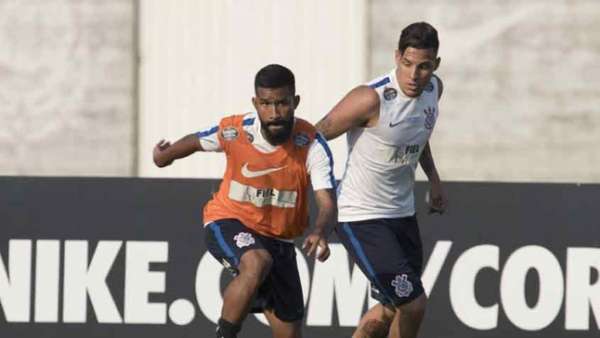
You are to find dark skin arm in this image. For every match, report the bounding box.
[419,75,448,213]
[315,85,380,141]
[152,133,204,167]
[302,188,337,262]
[419,142,447,213]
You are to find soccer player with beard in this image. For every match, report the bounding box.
[153,64,337,338]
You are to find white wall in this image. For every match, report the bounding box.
[139,0,367,178]
[0,0,135,176]
[3,1,599,183]
[370,0,600,183]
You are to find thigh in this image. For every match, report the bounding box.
[336,219,424,307]
[259,239,304,322]
[204,218,266,274]
[390,215,423,276]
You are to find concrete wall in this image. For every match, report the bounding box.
[138,0,367,179]
[2,1,599,183]
[370,0,600,182]
[0,0,135,176]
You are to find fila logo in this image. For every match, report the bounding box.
[241,163,286,178]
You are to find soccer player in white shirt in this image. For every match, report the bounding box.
[316,22,448,338]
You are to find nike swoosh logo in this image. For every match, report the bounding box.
[241,163,286,178]
[388,101,411,128]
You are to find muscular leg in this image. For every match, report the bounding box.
[221,249,273,324]
[264,308,302,338]
[337,218,425,338]
[388,294,427,338]
[352,303,395,338]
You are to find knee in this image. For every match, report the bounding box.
[239,249,273,283]
[273,328,301,338]
[357,319,389,338]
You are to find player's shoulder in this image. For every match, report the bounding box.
[216,113,256,142]
[356,85,380,101]
[342,85,380,112]
[367,73,392,90]
[286,118,319,149]
[360,73,392,105]
[294,117,318,135]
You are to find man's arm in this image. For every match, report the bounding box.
[419,142,447,213]
[316,86,380,140]
[153,134,204,168]
[420,75,447,213]
[419,142,441,184]
[303,188,337,262]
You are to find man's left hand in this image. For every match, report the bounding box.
[428,181,448,214]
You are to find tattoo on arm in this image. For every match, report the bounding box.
[316,116,334,139]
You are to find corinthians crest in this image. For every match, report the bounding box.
[391,274,413,298]
[423,106,436,130]
[233,232,255,248]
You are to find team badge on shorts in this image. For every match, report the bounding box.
[234,232,255,248]
[383,87,398,101]
[222,127,239,141]
[391,274,413,298]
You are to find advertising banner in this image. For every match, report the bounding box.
[1,178,598,337]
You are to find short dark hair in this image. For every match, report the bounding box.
[254,64,295,94]
[398,22,439,54]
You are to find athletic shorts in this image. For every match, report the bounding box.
[335,215,425,306]
[204,218,304,322]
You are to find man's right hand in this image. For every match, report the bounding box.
[153,139,172,167]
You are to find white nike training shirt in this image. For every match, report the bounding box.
[337,70,440,222]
